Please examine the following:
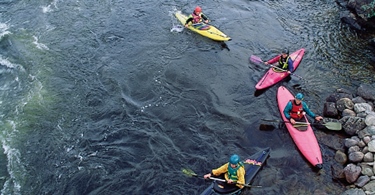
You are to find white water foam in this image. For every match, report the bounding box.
[0,22,11,40]
[0,57,16,69]
[169,9,184,33]
[0,55,26,72]
[170,25,184,33]
[32,36,49,50]
[1,121,24,195]
[41,0,58,13]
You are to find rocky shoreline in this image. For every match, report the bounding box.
[337,0,375,30]
[320,83,375,194]
[335,0,375,67]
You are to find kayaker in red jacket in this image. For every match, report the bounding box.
[184,6,210,28]
[284,93,323,124]
[265,49,294,73]
[203,154,245,189]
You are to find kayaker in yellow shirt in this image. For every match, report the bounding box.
[203,154,245,189]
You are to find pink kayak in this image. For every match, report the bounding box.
[255,48,305,90]
[277,86,323,169]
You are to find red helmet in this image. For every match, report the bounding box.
[194,6,202,13]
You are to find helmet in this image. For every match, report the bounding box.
[194,6,202,13]
[282,49,289,55]
[229,154,240,165]
[295,93,304,100]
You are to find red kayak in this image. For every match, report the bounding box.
[255,48,305,90]
[277,86,323,169]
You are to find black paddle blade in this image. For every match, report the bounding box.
[259,124,275,131]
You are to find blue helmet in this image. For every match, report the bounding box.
[295,93,304,100]
[229,154,240,165]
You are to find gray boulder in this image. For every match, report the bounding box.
[337,98,354,112]
[323,102,339,117]
[357,83,375,101]
[352,96,367,104]
[341,188,365,195]
[335,150,348,165]
[342,109,356,117]
[348,151,364,162]
[355,175,370,187]
[363,180,375,193]
[344,163,362,183]
[340,116,367,135]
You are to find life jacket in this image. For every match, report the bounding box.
[289,100,304,119]
[191,12,202,23]
[278,55,290,70]
[227,162,244,182]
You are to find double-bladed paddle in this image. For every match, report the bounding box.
[181,168,262,188]
[250,55,304,80]
[261,119,342,131]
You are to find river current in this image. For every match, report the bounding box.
[0,0,374,194]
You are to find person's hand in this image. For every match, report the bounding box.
[227,179,234,184]
[203,173,211,179]
[287,71,291,74]
[290,118,296,124]
[315,116,323,121]
[264,62,268,65]
[204,20,209,24]
[185,24,189,28]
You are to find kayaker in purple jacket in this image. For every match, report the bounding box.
[284,93,323,124]
[265,49,294,73]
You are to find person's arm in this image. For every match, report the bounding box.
[236,167,245,189]
[302,102,316,118]
[201,13,209,21]
[204,163,228,179]
[287,58,294,72]
[212,163,229,176]
[302,102,323,121]
[265,55,280,64]
[283,101,293,120]
[267,56,280,64]
[185,17,193,25]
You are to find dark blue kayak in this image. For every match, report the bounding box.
[200,148,271,195]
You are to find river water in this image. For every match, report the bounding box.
[0,0,374,194]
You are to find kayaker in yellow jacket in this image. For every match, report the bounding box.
[184,6,210,28]
[203,154,245,189]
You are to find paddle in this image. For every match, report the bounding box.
[181,168,262,188]
[261,119,342,131]
[250,55,304,80]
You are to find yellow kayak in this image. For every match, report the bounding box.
[175,11,231,42]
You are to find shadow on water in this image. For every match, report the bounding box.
[254,88,268,97]
[220,42,230,51]
[258,124,275,131]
